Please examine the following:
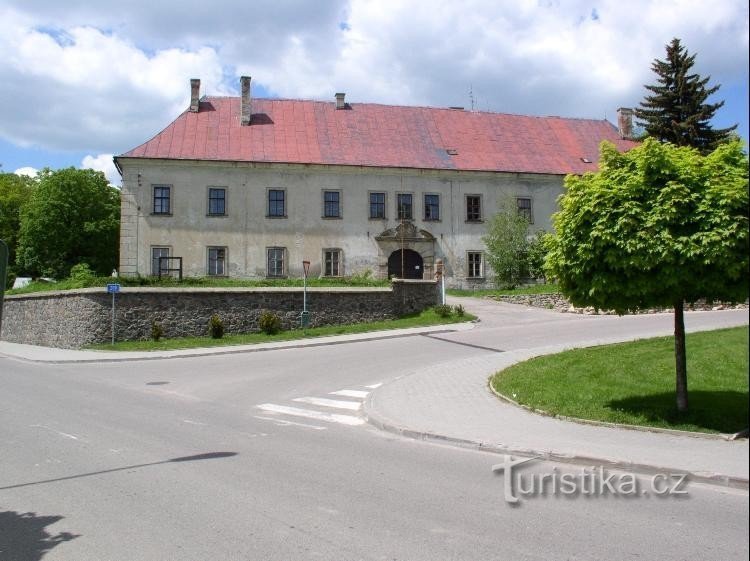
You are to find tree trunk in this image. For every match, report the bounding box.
[674,300,688,413]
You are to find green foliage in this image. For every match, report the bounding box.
[433,304,453,318]
[208,314,225,339]
[482,197,530,289]
[525,230,550,281]
[0,172,37,278]
[635,38,736,154]
[258,310,282,335]
[453,304,465,317]
[16,168,120,278]
[68,263,96,288]
[546,138,749,313]
[151,320,164,342]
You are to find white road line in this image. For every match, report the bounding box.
[329,390,370,399]
[182,419,206,426]
[293,397,362,411]
[256,404,365,426]
[30,425,81,441]
[253,416,327,430]
[365,383,383,389]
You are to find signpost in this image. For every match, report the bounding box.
[107,283,121,345]
[0,240,8,336]
[300,260,310,328]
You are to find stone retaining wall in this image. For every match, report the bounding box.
[492,293,749,314]
[1,280,438,349]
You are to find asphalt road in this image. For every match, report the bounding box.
[1,303,748,560]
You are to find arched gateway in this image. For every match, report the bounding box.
[375,222,436,280]
[387,249,423,279]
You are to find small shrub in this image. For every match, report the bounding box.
[208,314,225,339]
[258,310,282,335]
[151,320,164,342]
[453,304,465,317]
[434,304,453,318]
[68,263,96,287]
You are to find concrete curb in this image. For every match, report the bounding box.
[363,397,749,491]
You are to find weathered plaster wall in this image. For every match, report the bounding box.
[1,281,438,349]
[118,159,562,288]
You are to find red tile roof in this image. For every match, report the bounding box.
[119,97,638,175]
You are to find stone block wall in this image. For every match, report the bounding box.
[0,280,438,349]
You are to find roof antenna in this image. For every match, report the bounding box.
[469,84,475,112]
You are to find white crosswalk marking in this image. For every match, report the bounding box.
[365,383,383,389]
[329,389,370,399]
[256,404,365,426]
[293,397,362,411]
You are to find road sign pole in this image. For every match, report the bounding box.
[0,240,8,336]
[107,283,121,345]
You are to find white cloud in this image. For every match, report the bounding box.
[0,0,747,159]
[81,154,119,186]
[14,166,38,177]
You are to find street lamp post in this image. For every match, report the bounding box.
[301,260,311,328]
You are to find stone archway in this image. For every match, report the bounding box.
[387,248,424,279]
[375,222,436,279]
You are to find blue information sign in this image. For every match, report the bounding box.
[107,283,121,293]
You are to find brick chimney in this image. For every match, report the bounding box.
[241,76,252,126]
[189,79,200,112]
[335,92,346,110]
[617,107,634,140]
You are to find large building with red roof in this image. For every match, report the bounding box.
[115,77,637,286]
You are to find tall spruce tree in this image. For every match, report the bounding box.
[635,38,736,154]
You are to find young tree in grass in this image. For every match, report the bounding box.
[16,168,120,278]
[0,172,37,284]
[545,139,748,413]
[635,38,736,154]
[482,197,530,289]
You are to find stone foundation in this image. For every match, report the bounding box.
[1,280,438,349]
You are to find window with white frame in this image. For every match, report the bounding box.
[323,249,342,277]
[207,247,226,276]
[151,247,170,276]
[266,247,285,277]
[467,251,483,278]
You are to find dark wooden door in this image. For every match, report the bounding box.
[388,249,423,279]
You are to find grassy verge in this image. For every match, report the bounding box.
[7,274,389,295]
[89,308,476,351]
[490,326,749,434]
[447,283,559,298]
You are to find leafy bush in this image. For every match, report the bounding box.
[151,320,164,342]
[453,304,465,317]
[434,304,453,318]
[258,310,282,335]
[208,313,225,339]
[68,263,96,288]
[526,230,550,281]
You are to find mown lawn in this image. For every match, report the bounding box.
[90,307,475,351]
[446,283,559,298]
[491,326,749,434]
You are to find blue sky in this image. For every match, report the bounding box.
[1,1,747,184]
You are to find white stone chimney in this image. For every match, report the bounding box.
[241,76,252,126]
[189,79,200,112]
[617,107,634,140]
[335,92,346,110]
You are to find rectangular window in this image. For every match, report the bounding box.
[369,192,386,219]
[151,247,170,276]
[466,195,482,222]
[323,249,341,277]
[397,193,413,220]
[268,189,286,217]
[207,247,226,276]
[517,197,533,223]
[208,188,226,216]
[424,194,440,221]
[468,252,483,278]
[153,185,171,215]
[323,190,341,218]
[267,247,285,277]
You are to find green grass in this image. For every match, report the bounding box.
[447,283,559,298]
[89,308,476,351]
[7,274,389,295]
[491,326,749,434]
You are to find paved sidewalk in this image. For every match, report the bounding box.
[364,300,749,488]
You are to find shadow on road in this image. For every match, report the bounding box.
[0,452,238,491]
[0,510,79,561]
[607,391,749,434]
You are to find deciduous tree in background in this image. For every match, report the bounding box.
[16,168,120,278]
[0,171,37,286]
[482,197,530,289]
[545,139,748,413]
[635,38,737,154]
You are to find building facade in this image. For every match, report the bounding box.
[115,78,637,287]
